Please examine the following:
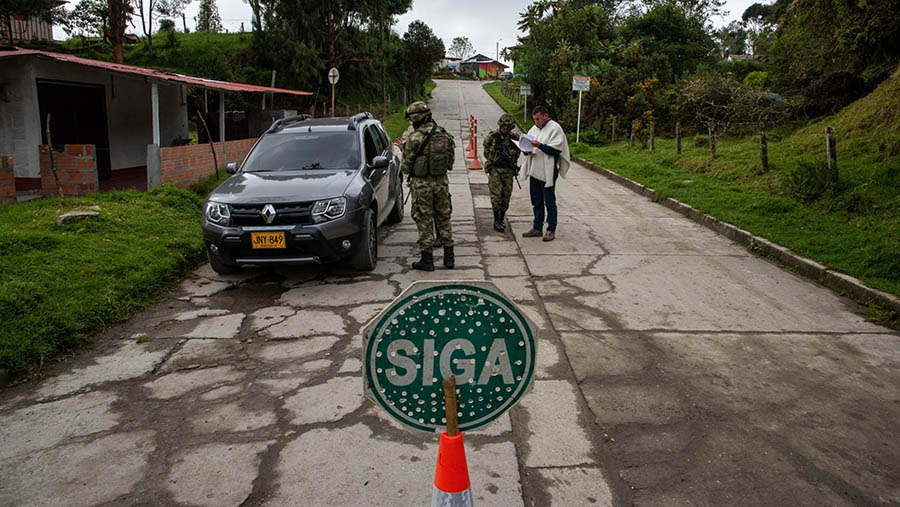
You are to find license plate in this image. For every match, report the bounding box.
[251,231,286,249]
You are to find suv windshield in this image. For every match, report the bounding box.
[242,131,360,172]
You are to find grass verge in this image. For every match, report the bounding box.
[485,76,900,305]
[0,185,211,384]
[483,82,535,132]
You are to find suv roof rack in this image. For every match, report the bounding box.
[267,114,312,133]
[348,112,373,130]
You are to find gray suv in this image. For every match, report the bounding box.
[202,113,404,273]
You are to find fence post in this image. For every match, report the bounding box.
[611,116,616,143]
[675,121,681,154]
[629,120,636,148]
[760,131,769,172]
[708,125,716,156]
[649,122,655,151]
[825,126,837,184]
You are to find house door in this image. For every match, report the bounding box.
[37,79,112,180]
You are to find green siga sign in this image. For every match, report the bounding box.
[363,281,537,433]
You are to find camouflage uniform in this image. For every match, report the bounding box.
[401,103,456,261]
[483,114,520,232]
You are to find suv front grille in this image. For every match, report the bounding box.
[231,202,314,226]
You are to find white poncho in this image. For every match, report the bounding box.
[519,119,571,188]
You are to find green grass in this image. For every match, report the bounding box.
[483,82,535,132]
[487,71,900,300]
[0,186,209,384]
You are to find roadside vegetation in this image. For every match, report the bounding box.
[486,70,900,303]
[0,184,217,384]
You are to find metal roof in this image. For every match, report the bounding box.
[0,47,312,96]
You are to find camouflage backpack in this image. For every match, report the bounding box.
[412,124,454,177]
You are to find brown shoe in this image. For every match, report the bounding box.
[542,231,555,242]
[522,229,542,238]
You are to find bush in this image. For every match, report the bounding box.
[744,71,769,90]
[779,160,836,201]
[579,129,603,145]
[693,135,708,147]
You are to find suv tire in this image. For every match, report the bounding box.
[387,176,404,223]
[351,208,377,270]
[208,250,238,274]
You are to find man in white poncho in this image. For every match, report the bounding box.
[518,105,570,242]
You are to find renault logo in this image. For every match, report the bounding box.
[261,204,277,224]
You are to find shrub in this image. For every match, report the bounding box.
[744,71,769,90]
[779,160,836,201]
[579,129,603,145]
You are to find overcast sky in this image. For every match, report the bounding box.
[53,0,760,65]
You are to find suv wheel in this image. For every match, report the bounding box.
[387,177,404,223]
[208,249,238,274]
[351,208,377,270]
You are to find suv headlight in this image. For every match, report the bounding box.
[205,201,231,226]
[312,197,346,224]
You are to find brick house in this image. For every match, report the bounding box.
[0,47,310,202]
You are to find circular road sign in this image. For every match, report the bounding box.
[363,281,537,433]
[328,67,340,85]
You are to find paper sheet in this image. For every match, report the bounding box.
[512,134,536,154]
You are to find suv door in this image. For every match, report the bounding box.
[375,123,400,209]
[363,125,390,224]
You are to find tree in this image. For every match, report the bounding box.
[132,0,159,56]
[1,0,58,46]
[59,0,109,41]
[156,0,190,32]
[633,0,727,22]
[108,0,130,63]
[714,20,748,58]
[194,0,221,32]
[447,36,473,60]
[402,20,444,95]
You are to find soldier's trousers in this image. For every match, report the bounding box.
[410,175,454,252]
[488,169,515,213]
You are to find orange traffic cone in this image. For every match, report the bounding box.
[467,134,483,170]
[431,433,473,506]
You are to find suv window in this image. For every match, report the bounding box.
[363,127,381,165]
[375,125,391,151]
[242,131,360,172]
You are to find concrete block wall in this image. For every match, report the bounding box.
[39,144,99,197]
[159,138,257,189]
[1,156,14,204]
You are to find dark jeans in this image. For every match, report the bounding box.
[529,166,560,232]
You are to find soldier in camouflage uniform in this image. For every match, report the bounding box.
[401,101,456,271]
[483,113,520,232]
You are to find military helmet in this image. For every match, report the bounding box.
[405,101,431,122]
[498,113,516,128]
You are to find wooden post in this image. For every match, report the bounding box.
[675,121,681,154]
[196,112,219,179]
[442,376,459,436]
[611,116,616,143]
[760,131,769,173]
[45,114,65,205]
[219,91,226,166]
[825,126,837,184]
[649,121,655,151]
[629,121,635,148]
[708,125,716,156]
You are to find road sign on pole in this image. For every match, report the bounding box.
[572,76,589,143]
[328,67,339,116]
[363,281,537,433]
[520,86,532,122]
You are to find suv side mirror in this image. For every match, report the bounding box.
[370,156,389,170]
[225,162,237,174]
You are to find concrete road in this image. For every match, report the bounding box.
[2,80,899,506]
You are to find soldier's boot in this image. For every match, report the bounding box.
[496,209,506,232]
[412,251,435,271]
[443,246,455,269]
[492,208,504,232]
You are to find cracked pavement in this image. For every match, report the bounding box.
[2,80,900,506]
